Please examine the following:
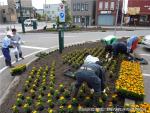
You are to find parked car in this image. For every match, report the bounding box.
[24,19,38,27]
[142,35,150,49]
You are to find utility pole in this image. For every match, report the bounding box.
[114,0,120,36]
[16,0,25,33]
[45,0,47,25]
[121,0,125,29]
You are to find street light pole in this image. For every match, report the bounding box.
[17,0,25,33]
[114,0,120,36]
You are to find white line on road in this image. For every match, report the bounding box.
[21,45,49,50]
[0,48,49,74]
[143,73,150,76]
[0,46,49,59]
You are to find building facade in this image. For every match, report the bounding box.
[127,0,150,26]
[96,0,117,26]
[0,0,34,23]
[67,0,96,26]
[0,0,17,24]
[43,4,60,21]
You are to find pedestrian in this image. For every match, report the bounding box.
[72,53,105,105]
[1,31,14,67]
[11,28,24,62]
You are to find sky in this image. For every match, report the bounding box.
[0,0,61,9]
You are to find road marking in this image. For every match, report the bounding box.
[0,46,49,59]
[21,45,49,50]
[0,48,49,74]
[139,54,150,57]
[65,36,76,38]
[143,73,150,77]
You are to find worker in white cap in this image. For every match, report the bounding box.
[1,31,14,67]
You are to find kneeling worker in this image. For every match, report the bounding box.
[73,53,105,104]
[105,41,128,58]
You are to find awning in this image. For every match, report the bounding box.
[127,7,140,15]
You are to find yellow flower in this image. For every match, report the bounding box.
[78,105,82,109]
[59,106,64,109]
[48,109,53,113]
[85,96,90,100]
[95,108,100,112]
[47,99,52,103]
[67,104,72,109]
[32,110,38,113]
[59,84,64,87]
[12,105,17,110]
[48,93,51,97]
[60,96,64,100]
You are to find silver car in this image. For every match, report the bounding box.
[142,35,150,49]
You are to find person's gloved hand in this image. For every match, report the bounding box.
[90,89,94,94]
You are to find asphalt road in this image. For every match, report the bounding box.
[0,30,150,103]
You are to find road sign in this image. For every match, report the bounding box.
[59,3,65,11]
[59,11,65,22]
[59,3,65,22]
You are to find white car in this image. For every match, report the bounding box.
[24,19,37,27]
[142,35,150,49]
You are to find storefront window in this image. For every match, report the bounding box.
[140,15,148,22]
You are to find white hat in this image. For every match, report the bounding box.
[6,31,13,36]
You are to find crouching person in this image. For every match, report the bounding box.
[72,61,105,105]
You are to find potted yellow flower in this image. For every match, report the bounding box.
[67,104,73,113]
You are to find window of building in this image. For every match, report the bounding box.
[81,3,85,11]
[73,16,76,23]
[85,3,88,11]
[73,3,76,11]
[99,1,103,10]
[104,1,108,10]
[77,3,80,11]
[78,16,81,23]
[2,9,5,13]
[110,2,114,10]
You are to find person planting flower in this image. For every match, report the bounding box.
[72,52,106,106]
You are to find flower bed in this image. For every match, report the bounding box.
[116,61,145,100]
[1,42,125,113]
[11,64,26,76]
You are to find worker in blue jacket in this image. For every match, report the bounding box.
[1,31,14,67]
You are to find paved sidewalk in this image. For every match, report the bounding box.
[88,26,150,30]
